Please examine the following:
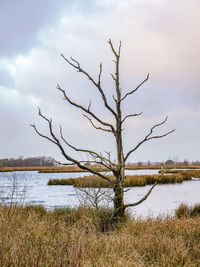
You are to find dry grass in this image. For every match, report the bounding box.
[0,205,200,266]
[160,170,200,180]
[48,174,184,187]
[0,166,92,173]
[175,203,200,218]
[1,165,200,173]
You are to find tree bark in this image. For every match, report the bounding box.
[113,179,125,219]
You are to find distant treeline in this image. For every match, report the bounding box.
[127,159,200,166]
[0,156,56,167]
[0,156,199,168]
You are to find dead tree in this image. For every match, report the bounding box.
[31,40,175,221]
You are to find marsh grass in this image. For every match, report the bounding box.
[48,174,184,187]
[0,205,200,266]
[159,169,200,180]
[48,178,75,185]
[175,203,200,218]
[1,165,200,173]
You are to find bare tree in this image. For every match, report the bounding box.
[31,40,174,222]
[0,172,28,218]
[75,187,113,210]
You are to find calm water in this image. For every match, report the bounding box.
[0,170,199,218]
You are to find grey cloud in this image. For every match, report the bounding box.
[0,0,67,57]
[0,0,99,58]
[0,0,111,58]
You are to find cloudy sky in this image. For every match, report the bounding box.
[0,0,199,163]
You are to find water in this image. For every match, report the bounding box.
[0,170,199,218]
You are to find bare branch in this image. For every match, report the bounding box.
[124,188,131,193]
[70,57,80,68]
[122,112,143,123]
[57,84,115,133]
[94,160,114,172]
[108,39,119,58]
[61,54,96,86]
[118,41,122,57]
[54,159,97,166]
[88,101,91,111]
[124,169,165,208]
[76,187,113,209]
[145,116,168,139]
[59,125,113,166]
[32,110,114,184]
[108,39,121,101]
[112,95,117,103]
[110,73,116,81]
[30,124,57,145]
[121,74,149,102]
[105,150,111,161]
[83,114,112,133]
[98,62,102,85]
[124,181,157,208]
[54,160,77,166]
[124,116,175,162]
[31,107,59,145]
[61,54,117,119]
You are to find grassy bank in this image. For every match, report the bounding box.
[48,173,185,187]
[159,169,200,180]
[0,205,200,266]
[1,164,200,173]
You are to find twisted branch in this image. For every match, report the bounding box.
[31,109,113,184]
[121,74,149,102]
[57,84,115,133]
[125,116,175,162]
[61,54,117,119]
[83,114,113,133]
[124,168,165,208]
[122,112,143,123]
[59,125,111,164]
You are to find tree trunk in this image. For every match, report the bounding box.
[112,179,125,220]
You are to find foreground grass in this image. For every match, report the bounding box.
[0,205,200,266]
[48,173,185,187]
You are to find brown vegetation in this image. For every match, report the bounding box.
[48,173,184,187]
[1,164,200,173]
[0,205,200,266]
[175,203,200,218]
[159,169,200,179]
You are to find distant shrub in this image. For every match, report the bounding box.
[47,178,75,185]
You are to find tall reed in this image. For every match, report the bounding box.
[0,205,200,266]
[48,174,184,187]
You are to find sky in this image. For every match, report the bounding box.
[0,0,199,163]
